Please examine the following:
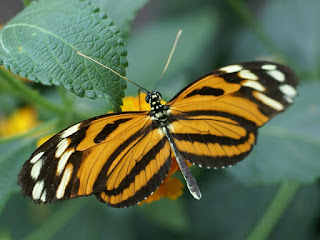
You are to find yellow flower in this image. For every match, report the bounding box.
[121,93,188,205]
[121,93,150,111]
[0,106,51,147]
[120,92,166,112]
[0,106,38,136]
[37,135,53,147]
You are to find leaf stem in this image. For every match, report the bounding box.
[0,68,64,115]
[246,182,299,240]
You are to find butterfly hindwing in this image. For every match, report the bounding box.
[18,112,172,207]
[166,61,298,169]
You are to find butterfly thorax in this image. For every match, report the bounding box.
[146,91,169,125]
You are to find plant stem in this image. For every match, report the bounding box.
[0,68,64,115]
[246,182,299,240]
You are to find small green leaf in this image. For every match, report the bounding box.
[0,0,128,111]
[90,0,150,36]
[227,83,320,185]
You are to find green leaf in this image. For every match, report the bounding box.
[90,0,150,36]
[0,139,36,213]
[0,0,128,111]
[227,83,320,185]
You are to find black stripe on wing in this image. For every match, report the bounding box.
[95,124,172,208]
[168,111,258,169]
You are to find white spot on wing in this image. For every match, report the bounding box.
[243,80,266,92]
[220,64,242,73]
[32,180,44,200]
[56,165,73,199]
[267,70,285,82]
[60,123,81,139]
[55,138,70,158]
[30,152,44,164]
[31,159,43,180]
[255,92,284,111]
[261,64,277,70]
[238,70,258,80]
[40,190,47,202]
[57,149,74,176]
[284,95,293,103]
[279,84,297,97]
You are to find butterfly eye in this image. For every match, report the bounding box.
[145,93,151,103]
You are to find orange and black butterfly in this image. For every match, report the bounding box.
[18,60,298,208]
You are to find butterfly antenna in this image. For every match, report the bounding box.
[77,51,149,93]
[154,29,182,91]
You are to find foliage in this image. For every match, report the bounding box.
[0,0,319,239]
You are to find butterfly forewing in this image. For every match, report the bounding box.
[18,112,172,207]
[166,61,298,169]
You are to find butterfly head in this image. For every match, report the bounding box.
[145,91,162,107]
[146,91,169,123]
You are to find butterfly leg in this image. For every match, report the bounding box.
[162,126,202,200]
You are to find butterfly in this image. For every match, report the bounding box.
[18,60,298,208]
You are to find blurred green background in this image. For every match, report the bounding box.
[0,0,319,239]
